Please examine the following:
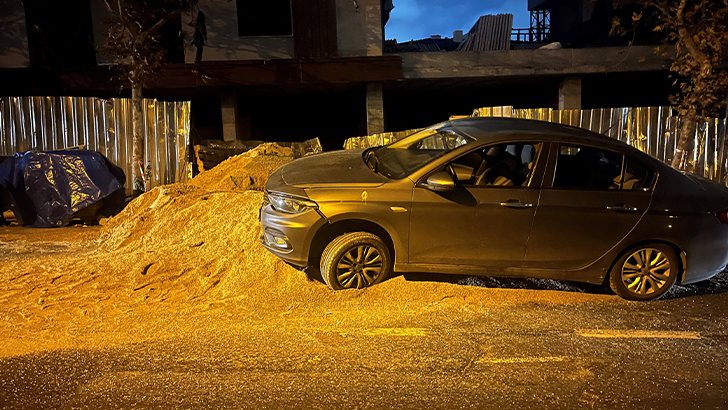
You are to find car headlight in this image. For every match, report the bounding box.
[267,192,318,214]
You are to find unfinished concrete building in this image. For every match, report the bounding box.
[0,0,672,149]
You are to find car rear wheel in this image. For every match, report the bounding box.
[609,244,678,301]
[320,232,392,290]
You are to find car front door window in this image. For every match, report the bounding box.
[447,143,540,188]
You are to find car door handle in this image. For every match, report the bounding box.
[607,204,638,212]
[500,201,533,209]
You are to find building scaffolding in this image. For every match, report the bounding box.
[512,10,550,43]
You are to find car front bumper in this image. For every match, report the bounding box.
[259,202,327,268]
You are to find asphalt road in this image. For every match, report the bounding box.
[1,285,727,410]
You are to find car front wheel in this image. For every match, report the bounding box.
[320,232,392,290]
[609,244,678,301]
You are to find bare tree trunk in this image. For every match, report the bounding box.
[131,81,145,197]
[671,112,697,170]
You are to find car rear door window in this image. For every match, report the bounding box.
[622,157,655,190]
[553,145,624,190]
[553,144,656,191]
[448,143,540,187]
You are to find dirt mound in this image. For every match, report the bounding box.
[97,188,306,302]
[94,142,314,304]
[188,143,293,192]
[101,142,294,253]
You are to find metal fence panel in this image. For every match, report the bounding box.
[0,96,190,195]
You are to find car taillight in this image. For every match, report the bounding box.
[717,209,728,224]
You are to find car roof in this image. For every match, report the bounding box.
[449,116,638,153]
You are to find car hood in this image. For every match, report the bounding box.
[281,149,388,188]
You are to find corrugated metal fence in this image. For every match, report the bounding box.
[0,96,190,195]
[345,106,728,184]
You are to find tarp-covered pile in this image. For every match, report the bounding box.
[0,150,125,227]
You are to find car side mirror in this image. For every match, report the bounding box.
[424,171,455,192]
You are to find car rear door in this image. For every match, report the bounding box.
[408,141,548,267]
[523,142,655,270]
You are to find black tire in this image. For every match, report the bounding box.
[609,243,679,301]
[320,232,392,290]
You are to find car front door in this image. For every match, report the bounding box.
[408,141,547,267]
[523,142,655,270]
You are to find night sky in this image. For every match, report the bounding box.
[385,0,530,41]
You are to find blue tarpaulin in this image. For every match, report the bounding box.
[0,150,125,227]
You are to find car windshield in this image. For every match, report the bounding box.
[364,123,475,179]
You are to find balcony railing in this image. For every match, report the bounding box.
[512,28,550,43]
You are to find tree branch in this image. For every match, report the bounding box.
[674,0,711,69]
[104,0,140,39]
[102,0,116,14]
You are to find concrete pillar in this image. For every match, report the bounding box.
[558,76,582,110]
[366,83,385,135]
[221,93,239,141]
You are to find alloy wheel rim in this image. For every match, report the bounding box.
[336,245,383,289]
[621,248,671,295]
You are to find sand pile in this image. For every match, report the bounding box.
[90,143,323,304]
[188,143,293,192]
[0,140,324,355]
